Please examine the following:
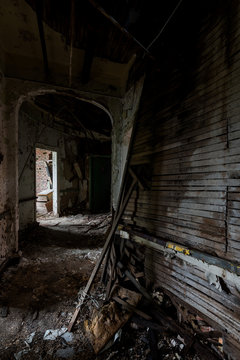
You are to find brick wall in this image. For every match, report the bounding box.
[36,148,52,194]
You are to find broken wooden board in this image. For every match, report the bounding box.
[68,178,137,332]
[84,288,141,354]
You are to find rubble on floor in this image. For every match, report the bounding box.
[0,214,110,360]
[0,213,223,359]
[37,213,112,248]
[81,287,223,360]
[85,287,142,353]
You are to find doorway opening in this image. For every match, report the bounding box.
[89,155,111,213]
[35,147,58,218]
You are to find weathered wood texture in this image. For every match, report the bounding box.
[123,1,240,262]
[121,1,240,358]
[144,246,240,356]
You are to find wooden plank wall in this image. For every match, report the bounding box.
[121,0,240,357]
[123,1,240,262]
[144,246,240,357]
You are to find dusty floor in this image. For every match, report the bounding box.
[0,213,218,360]
[0,213,110,360]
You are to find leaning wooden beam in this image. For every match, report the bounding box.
[113,296,152,321]
[117,261,152,301]
[68,178,137,332]
[129,167,145,190]
[147,303,221,360]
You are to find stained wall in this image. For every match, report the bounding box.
[121,1,240,357]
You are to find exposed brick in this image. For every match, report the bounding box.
[36,148,52,194]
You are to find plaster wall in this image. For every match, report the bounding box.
[0,76,143,257]
[111,76,144,210]
[19,102,85,229]
[0,78,18,259]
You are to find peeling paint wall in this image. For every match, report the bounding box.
[18,102,111,229]
[0,78,18,259]
[112,76,144,210]
[120,1,240,357]
[19,102,74,228]
[0,74,143,257]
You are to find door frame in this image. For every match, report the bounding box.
[35,144,59,216]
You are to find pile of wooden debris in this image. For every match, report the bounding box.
[69,232,224,360]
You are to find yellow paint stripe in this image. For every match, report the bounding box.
[167,242,190,256]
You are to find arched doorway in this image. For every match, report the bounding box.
[18,92,113,230]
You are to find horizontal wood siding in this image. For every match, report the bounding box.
[144,247,240,355]
[123,1,240,262]
[121,1,240,357]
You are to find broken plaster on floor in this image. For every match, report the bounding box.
[0,213,110,359]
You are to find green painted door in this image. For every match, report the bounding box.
[90,156,111,213]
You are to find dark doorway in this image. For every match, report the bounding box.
[89,156,111,213]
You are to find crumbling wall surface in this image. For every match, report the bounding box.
[18,102,90,229]
[0,73,138,254]
[18,103,60,229]
[111,76,144,210]
[121,1,240,358]
[0,77,19,259]
[36,148,52,194]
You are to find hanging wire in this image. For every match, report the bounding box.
[146,0,184,51]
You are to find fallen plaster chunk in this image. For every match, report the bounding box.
[86,251,100,261]
[25,331,36,345]
[43,327,67,341]
[61,331,74,343]
[25,331,36,344]
[206,271,222,291]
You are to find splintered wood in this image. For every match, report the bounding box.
[84,288,142,353]
[68,178,137,332]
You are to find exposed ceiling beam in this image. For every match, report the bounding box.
[87,0,154,60]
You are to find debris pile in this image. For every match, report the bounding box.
[85,287,141,353]
[80,286,223,360]
[0,212,224,359]
[72,229,224,360]
[0,214,110,360]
